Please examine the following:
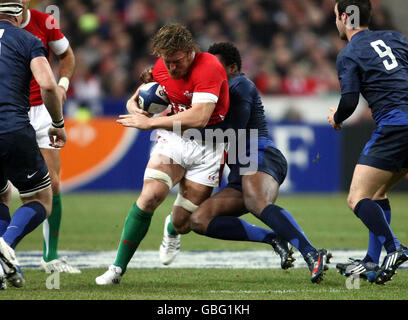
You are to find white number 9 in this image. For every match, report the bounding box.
[370,40,399,71]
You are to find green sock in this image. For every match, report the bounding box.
[43,193,62,262]
[114,203,153,274]
[167,213,179,236]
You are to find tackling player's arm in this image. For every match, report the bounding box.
[30,56,66,147]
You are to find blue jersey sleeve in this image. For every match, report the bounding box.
[228,81,252,130]
[337,52,361,94]
[28,36,47,61]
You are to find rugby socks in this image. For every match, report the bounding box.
[43,193,62,262]
[2,201,46,249]
[363,199,391,264]
[0,204,11,236]
[205,216,276,244]
[114,203,152,274]
[259,204,317,257]
[354,198,399,254]
[166,213,179,236]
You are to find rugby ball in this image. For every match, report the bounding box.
[138,82,169,114]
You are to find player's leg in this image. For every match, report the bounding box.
[159,137,227,265]
[0,181,12,237]
[363,169,408,264]
[348,165,401,252]
[241,146,329,282]
[40,148,61,262]
[189,166,294,270]
[0,125,52,287]
[336,169,408,281]
[347,164,408,283]
[39,148,80,273]
[159,177,212,265]
[29,104,79,272]
[191,187,280,246]
[96,155,185,285]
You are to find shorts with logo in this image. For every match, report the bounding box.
[0,125,50,197]
[28,104,57,150]
[150,129,227,187]
[358,125,408,172]
[226,138,288,192]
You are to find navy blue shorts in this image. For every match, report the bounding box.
[226,143,288,192]
[0,125,50,196]
[358,125,408,172]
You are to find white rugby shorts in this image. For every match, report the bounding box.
[28,104,57,150]
[150,129,227,187]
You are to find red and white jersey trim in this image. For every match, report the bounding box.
[49,37,69,55]
[192,92,219,104]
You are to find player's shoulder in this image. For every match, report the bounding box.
[194,52,225,72]
[30,9,52,22]
[230,73,258,98]
[231,73,256,90]
[5,22,40,44]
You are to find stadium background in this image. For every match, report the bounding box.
[28,0,408,194]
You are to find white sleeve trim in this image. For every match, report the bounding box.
[192,92,219,104]
[49,37,69,56]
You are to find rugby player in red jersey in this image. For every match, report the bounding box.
[96,23,229,285]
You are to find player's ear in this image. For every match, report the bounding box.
[341,12,348,25]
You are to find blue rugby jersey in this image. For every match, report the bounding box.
[337,29,408,125]
[226,73,271,139]
[0,21,46,134]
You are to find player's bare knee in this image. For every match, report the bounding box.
[190,211,208,235]
[347,194,358,212]
[172,217,190,234]
[138,191,166,213]
[50,179,60,195]
[0,184,12,207]
[243,194,265,216]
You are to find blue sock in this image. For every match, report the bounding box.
[259,204,317,257]
[205,216,276,244]
[363,199,391,264]
[2,201,47,249]
[354,198,399,254]
[0,204,11,236]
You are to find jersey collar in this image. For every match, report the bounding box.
[20,9,31,29]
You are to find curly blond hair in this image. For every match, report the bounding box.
[152,23,199,57]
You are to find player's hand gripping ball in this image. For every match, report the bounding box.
[137,82,169,114]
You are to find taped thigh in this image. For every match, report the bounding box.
[174,193,199,213]
[143,168,173,190]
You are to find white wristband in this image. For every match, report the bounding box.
[52,118,65,128]
[58,77,70,92]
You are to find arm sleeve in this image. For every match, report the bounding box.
[336,52,361,95]
[333,92,360,124]
[228,82,251,129]
[29,36,47,60]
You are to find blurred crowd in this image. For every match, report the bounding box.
[30,0,396,102]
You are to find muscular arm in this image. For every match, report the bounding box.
[149,102,216,130]
[57,45,75,80]
[30,56,62,122]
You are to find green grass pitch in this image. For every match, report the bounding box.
[2,192,408,300]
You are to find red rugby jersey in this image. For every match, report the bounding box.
[22,9,68,106]
[152,52,229,126]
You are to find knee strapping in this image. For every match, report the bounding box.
[143,168,173,190]
[174,193,199,213]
